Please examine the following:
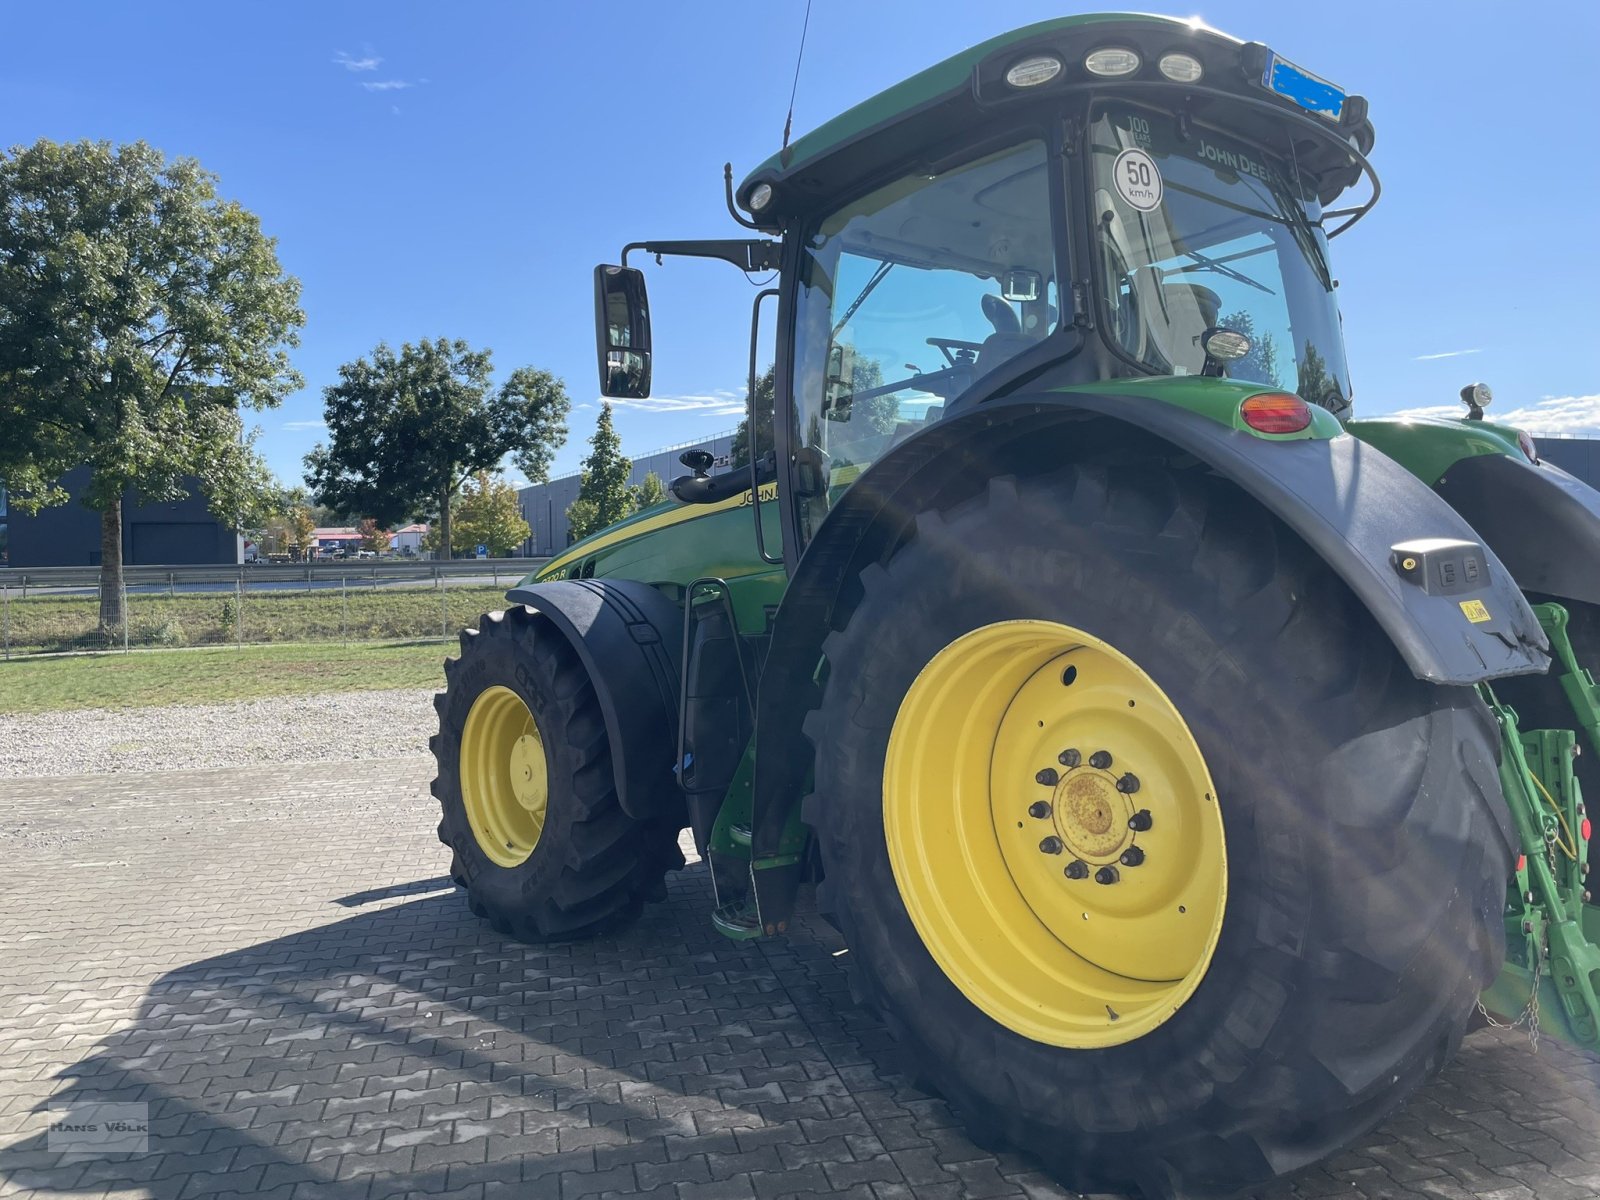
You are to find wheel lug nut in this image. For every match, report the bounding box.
[1064,860,1089,879]
[1095,865,1120,885]
[1116,773,1140,794]
[1035,767,1059,787]
[1039,836,1064,855]
[1058,748,1081,768]
[1028,800,1052,819]
[1120,846,1145,867]
[1089,750,1113,770]
[1128,809,1153,832]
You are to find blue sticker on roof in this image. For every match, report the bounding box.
[1263,53,1346,123]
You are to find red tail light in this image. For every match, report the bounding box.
[1583,818,1592,842]
[1240,392,1312,435]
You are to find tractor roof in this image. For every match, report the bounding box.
[736,12,1373,221]
[740,14,1179,192]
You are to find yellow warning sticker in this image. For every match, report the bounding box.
[1460,599,1492,624]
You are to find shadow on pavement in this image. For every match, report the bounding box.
[332,876,456,908]
[0,870,979,1199]
[5,862,1600,1200]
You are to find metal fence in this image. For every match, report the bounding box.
[0,559,549,659]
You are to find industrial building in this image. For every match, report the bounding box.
[518,429,738,556]
[1,467,240,568]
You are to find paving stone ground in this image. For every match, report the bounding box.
[3,757,1600,1200]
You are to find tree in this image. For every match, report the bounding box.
[454,471,531,556]
[731,365,776,470]
[0,140,304,634]
[1296,342,1343,414]
[305,341,568,559]
[1218,310,1283,389]
[633,471,668,510]
[357,518,389,554]
[564,496,599,545]
[287,504,316,561]
[566,403,634,541]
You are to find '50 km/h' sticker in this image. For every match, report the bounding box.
[1112,148,1163,212]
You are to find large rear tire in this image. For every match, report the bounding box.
[804,465,1513,1199]
[431,605,682,942]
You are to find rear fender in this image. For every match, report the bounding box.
[1434,453,1600,607]
[751,393,1549,857]
[502,578,683,823]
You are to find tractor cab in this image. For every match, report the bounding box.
[593,15,1377,563]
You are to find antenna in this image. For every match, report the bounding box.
[779,0,814,168]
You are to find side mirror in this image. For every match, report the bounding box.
[593,265,652,398]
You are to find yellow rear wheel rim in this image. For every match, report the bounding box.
[883,619,1227,1048]
[460,685,549,868]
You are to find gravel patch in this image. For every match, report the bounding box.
[0,688,439,778]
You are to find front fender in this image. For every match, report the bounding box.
[502,578,683,823]
[1434,453,1600,607]
[750,393,1549,857]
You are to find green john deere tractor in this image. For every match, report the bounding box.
[430,14,1600,1197]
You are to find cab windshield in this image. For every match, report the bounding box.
[1088,102,1351,413]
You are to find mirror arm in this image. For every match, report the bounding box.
[724,163,763,231]
[622,239,781,273]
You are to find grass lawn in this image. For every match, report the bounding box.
[0,641,454,713]
[2,583,508,655]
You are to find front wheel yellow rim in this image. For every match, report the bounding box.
[883,620,1227,1048]
[460,685,549,868]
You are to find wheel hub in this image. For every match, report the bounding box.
[510,734,544,809]
[459,685,549,868]
[882,619,1228,1049]
[1054,768,1130,861]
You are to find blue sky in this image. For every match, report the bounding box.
[6,1,1597,488]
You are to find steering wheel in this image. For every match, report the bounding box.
[926,336,985,367]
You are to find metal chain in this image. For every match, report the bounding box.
[1476,909,1546,1050]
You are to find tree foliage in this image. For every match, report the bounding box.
[453,471,530,556]
[1219,310,1283,389]
[1296,342,1343,413]
[731,365,776,470]
[287,504,316,561]
[357,518,389,554]
[633,470,668,510]
[566,403,634,541]
[305,339,568,557]
[0,139,304,629]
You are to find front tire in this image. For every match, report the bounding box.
[431,605,681,942]
[805,466,1513,1198]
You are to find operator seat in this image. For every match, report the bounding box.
[975,292,1037,372]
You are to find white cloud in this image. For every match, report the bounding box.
[1387,393,1600,438]
[362,79,414,92]
[606,390,745,417]
[283,419,326,431]
[333,49,382,71]
[1414,348,1483,361]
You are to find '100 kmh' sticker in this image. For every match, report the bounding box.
[1113,147,1163,212]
